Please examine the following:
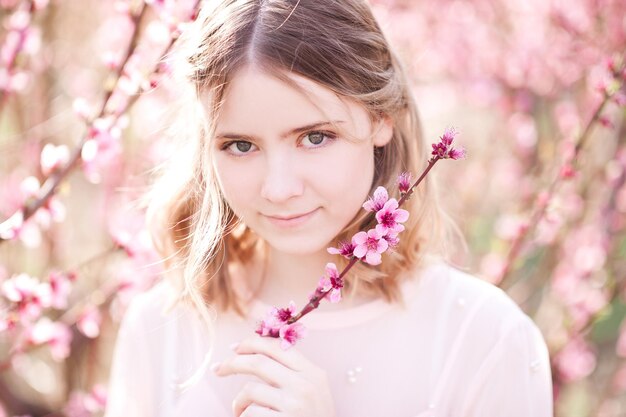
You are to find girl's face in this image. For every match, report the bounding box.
[210,65,392,255]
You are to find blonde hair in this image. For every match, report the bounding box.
[144,0,463,391]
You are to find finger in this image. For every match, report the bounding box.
[232,381,283,417]
[214,353,295,388]
[240,404,280,417]
[234,336,314,373]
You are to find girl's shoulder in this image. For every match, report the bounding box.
[117,279,198,338]
[416,261,542,340]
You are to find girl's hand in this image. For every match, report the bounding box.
[212,336,336,417]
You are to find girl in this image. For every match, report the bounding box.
[105,0,553,416]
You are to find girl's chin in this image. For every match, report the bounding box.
[263,236,334,257]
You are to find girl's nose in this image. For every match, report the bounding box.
[260,155,304,203]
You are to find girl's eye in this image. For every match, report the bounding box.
[301,130,335,148]
[222,140,256,155]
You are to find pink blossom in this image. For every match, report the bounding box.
[19,175,39,198]
[27,318,73,361]
[0,313,18,333]
[0,211,23,240]
[598,115,613,129]
[559,163,576,179]
[47,271,74,309]
[327,240,356,259]
[101,51,122,70]
[81,116,124,184]
[32,196,66,232]
[362,186,389,212]
[1,273,51,322]
[3,274,44,306]
[397,172,411,194]
[15,219,42,248]
[72,97,95,120]
[595,79,610,95]
[77,305,102,338]
[375,198,409,235]
[64,384,107,417]
[382,231,400,250]
[605,56,618,74]
[255,301,297,337]
[88,384,108,411]
[448,148,467,160]
[278,322,307,350]
[40,143,70,176]
[274,301,297,322]
[317,263,343,303]
[63,391,93,417]
[0,175,65,245]
[440,127,457,146]
[430,127,467,160]
[146,20,171,46]
[352,228,389,265]
[553,336,597,382]
[255,319,278,338]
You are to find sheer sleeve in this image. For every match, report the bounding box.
[460,316,553,417]
[103,294,161,417]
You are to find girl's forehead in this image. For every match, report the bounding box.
[214,65,371,134]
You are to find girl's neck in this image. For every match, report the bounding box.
[245,243,379,312]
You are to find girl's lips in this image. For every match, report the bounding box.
[264,208,319,228]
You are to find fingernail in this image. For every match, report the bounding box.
[229,342,240,351]
[210,362,221,373]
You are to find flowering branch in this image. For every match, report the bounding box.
[0,3,147,243]
[497,56,626,289]
[0,0,202,244]
[255,128,466,349]
[0,244,126,372]
[0,0,44,112]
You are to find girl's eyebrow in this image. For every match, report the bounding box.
[214,120,345,142]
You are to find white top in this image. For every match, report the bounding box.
[104,261,553,416]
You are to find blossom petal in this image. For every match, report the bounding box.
[382,199,399,212]
[353,245,367,258]
[394,209,410,223]
[352,231,368,244]
[376,238,389,253]
[375,223,388,235]
[373,186,388,201]
[365,251,382,265]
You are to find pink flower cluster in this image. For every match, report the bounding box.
[63,384,107,417]
[430,127,466,161]
[254,128,465,349]
[1,272,71,327]
[342,186,409,265]
[0,176,66,247]
[0,270,102,360]
[255,301,308,350]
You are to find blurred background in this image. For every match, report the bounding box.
[0,0,624,415]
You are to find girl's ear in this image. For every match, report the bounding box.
[372,115,394,147]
